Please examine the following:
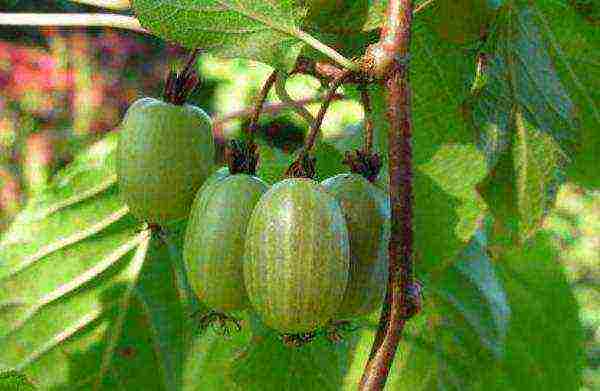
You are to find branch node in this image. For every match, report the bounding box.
[402,280,423,320]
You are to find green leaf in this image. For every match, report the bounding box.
[0,135,204,390]
[131,0,308,71]
[387,230,583,390]
[299,0,380,61]
[532,1,600,188]
[0,370,37,390]
[469,4,580,164]
[313,141,348,181]
[478,109,566,247]
[0,133,119,249]
[466,3,582,248]
[493,231,585,389]
[426,0,498,44]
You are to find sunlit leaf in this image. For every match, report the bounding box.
[131,0,308,70]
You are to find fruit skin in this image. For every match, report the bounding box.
[204,166,230,188]
[184,174,268,312]
[244,178,350,333]
[321,174,390,319]
[117,97,215,224]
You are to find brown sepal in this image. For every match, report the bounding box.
[225,139,259,175]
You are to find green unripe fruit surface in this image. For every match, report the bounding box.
[204,166,230,189]
[117,97,215,225]
[184,174,268,312]
[244,178,350,333]
[321,174,390,319]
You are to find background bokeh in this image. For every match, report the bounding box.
[0,1,597,389]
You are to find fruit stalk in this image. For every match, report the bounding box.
[359,0,418,390]
[304,70,352,153]
[247,70,279,140]
[284,69,351,178]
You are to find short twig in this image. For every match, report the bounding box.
[247,70,279,140]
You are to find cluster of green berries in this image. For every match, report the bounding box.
[117,96,390,336]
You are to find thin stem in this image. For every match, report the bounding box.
[0,13,146,33]
[359,85,374,155]
[68,0,131,10]
[155,227,202,314]
[359,0,416,389]
[413,0,434,14]
[247,70,279,140]
[274,73,316,127]
[293,28,359,71]
[214,93,345,125]
[303,70,352,153]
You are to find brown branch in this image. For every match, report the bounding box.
[247,70,279,140]
[303,70,352,153]
[274,73,317,127]
[359,85,374,155]
[359,0,419,389]
[283,70,351,179]
[213,93,344,126]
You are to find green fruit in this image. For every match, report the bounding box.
[184,174,268,312]
[117,97,215,224]
[244,178,350,333]
[321,174,390,319]
[204,166,230,188]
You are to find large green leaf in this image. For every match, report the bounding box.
[390,230,583,390]
[492,231,585,389]
[471,3,580,248]
[478,109,566,247]
[533,1,600,189]
[0,136,204,389]
[426,0,498,44]
[131,0,308,70]
[299,0,380,62]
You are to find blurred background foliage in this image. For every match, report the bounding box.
[0,1,597,389]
